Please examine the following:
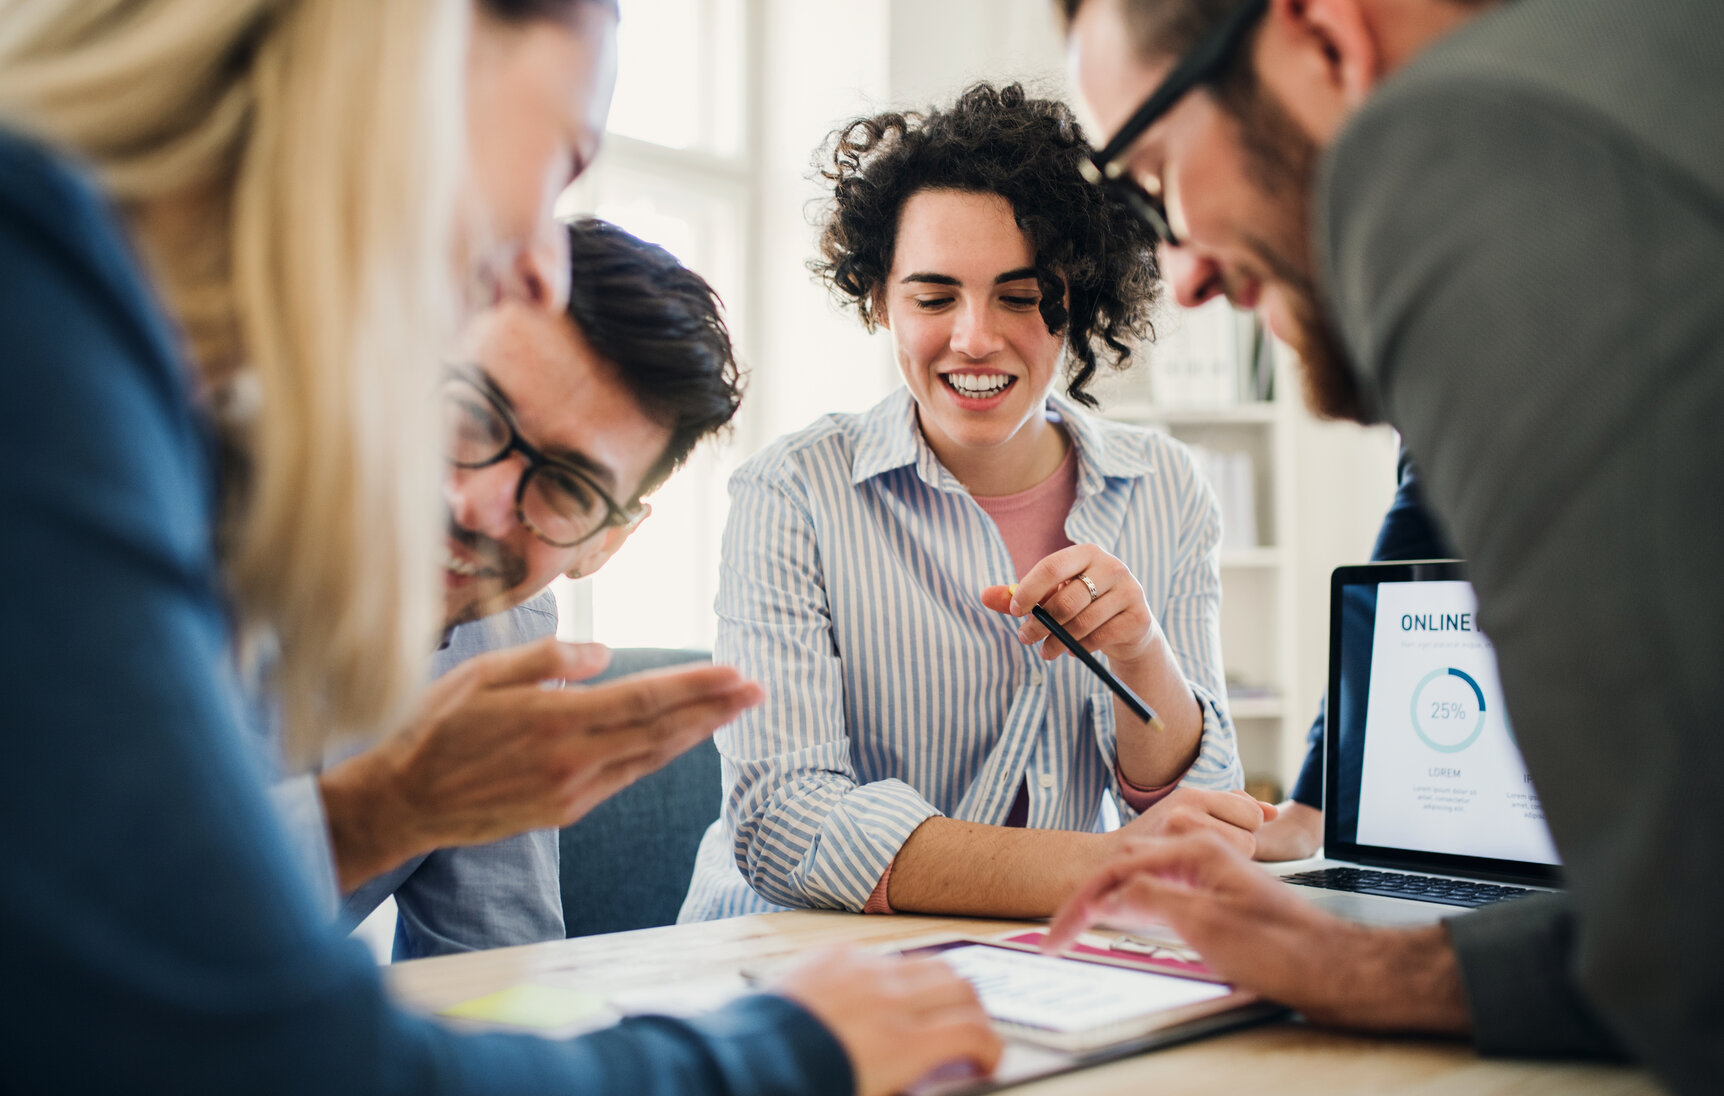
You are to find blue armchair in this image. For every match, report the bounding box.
[556,648,721,937]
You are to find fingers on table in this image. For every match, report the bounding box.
[1201,789,1273,832]
[1045,833,1245,951]
[889,958,1004,1073]
[1152,801,1258,856]
[894,955,986,1006]
[913,1011,1005,1074]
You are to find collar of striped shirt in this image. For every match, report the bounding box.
[847,387,1160,493]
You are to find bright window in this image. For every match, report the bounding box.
[550,0,750,653]
[607,0,743,156]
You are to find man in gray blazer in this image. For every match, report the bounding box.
[1053,0,1724,1091]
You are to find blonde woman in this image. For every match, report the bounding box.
[0,1,997,1092]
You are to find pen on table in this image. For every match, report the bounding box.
[1010,584,1164,731]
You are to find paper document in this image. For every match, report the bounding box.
[939,944,1230,1034]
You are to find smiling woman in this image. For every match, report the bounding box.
[681,82,1258,928]
[814,82,1159,415]
[878,188,1073,495]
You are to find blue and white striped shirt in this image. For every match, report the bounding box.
[678,387,1242,921]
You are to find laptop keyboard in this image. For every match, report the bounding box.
[1282,867,1533,908]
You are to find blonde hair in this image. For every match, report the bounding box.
[0,0,469,759]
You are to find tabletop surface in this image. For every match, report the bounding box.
[386,910,1662,1096]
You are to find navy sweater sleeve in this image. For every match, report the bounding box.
[0,132,850,1096]
[1288,450,1453,808]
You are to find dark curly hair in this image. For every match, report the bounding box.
[810,82,1160,407]
[563,218,742,497]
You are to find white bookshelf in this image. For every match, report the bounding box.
[1220,547,1283,569]
[1090,303,1302,798]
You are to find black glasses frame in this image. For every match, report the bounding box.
[444,367,640,549]
[1080,0,1270,246]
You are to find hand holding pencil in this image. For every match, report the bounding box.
[978,543,1177,731]
[984,545,1273,853]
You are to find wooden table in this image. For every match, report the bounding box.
[387,911,1662,1095]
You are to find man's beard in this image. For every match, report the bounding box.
[1223,75,1369,424]
[444,518,530,628]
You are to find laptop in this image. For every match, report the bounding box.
[1269,561,1563,925]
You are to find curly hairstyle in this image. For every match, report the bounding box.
[811,82,1160,407]
[563,218,743,496]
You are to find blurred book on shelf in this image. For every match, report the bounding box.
[1145,297,1274,407]
[1185,444,1258,549]
[1225,682,1283,721]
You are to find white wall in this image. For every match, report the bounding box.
[1283,405,1400,780]
[887,0,1068,106]
[745,0,897,450]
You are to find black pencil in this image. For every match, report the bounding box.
[1026,603,1164,730]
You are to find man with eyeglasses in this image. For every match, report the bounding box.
[267,217,752,958]
[1051,0,1724,1091]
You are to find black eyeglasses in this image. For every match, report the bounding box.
[442,368,642,549]
[1080,0,1269,247]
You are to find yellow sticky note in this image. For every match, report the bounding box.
[439,984,606,1030]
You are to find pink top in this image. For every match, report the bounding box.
[972,444,1083,582]
[863,443,1183,914]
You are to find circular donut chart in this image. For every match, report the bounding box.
[1409,666,1488,753]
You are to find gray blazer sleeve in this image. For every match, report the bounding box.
[1319,72,1724,1090]
[1443,895,1621,1058]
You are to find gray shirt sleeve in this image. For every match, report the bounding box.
[387,830,563,959]
[1319,73,1724,1089]
[382,591,565,957]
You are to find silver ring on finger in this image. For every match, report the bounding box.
[1077,572,1101,603]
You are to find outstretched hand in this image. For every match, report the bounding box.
[1043,832,1471,1034]
[320,638,763,890]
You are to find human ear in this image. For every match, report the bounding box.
[1258,0,1381,139]
[1296,0,1381,106]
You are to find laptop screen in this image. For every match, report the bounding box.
[1325,562,1562,883]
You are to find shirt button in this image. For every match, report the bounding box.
[1029,671,1044,687]
[1038,772,1056,789]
